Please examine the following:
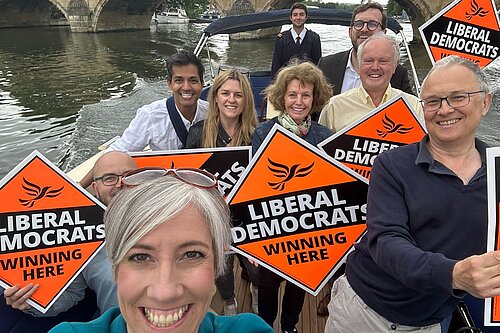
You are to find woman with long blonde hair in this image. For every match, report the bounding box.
[186,68,257,148]
[185,68,260,317]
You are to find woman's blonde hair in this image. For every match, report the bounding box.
[265,60,333,115]
[202,69,258,147]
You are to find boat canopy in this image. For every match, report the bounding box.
[201,8,403,37]
[194,8,419,93]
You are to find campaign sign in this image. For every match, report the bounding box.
[319,95,426,180]
[227,125,369,295]
[0,151,105,313]
[485,147,500,326]
[130,147,251,197]
[419,0,499,67]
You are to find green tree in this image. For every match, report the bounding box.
[386,0,403,17]
[303,1,356,11]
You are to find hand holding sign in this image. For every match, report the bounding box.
[4,283,39,311]
[452,251,500,299]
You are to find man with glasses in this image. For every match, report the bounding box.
[325,55,497,332]
[317,2,412,96]
[92,151,138,206]
[3,151,137,329]
[271,2,321,77]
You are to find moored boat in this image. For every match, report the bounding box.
[152,8,189,24]
[192,10,221,23]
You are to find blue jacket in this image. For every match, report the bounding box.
[252,117,332,154]
[271,29,322,76]
[346,135,488,326]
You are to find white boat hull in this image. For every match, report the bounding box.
[153,9,189,24]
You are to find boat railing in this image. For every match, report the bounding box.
[399,30,421,95]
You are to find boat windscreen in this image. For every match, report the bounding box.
[202,8,403,36]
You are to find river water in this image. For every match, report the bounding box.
[0,23,498,177]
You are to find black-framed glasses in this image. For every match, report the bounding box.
[352,20,381,31]
[420,91,484,112]
[94,173,127,186]
[121,167,218,188]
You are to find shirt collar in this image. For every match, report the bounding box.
[357,84,391,107]
[346,49,356,72]
[415,135,488,180]
[290,28,307,41]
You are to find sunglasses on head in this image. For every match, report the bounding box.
[121,167,218,189]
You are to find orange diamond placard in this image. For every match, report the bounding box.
[419,0,500,68]
[319,95,426,180]
[227,125,368,295]
[0,151,105,313]
[485,147,500,326]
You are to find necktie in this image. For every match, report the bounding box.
[296,36,301,44]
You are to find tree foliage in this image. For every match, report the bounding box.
[304,1,357,11]
[386,0,403,17]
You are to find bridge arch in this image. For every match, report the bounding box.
[48,0,68,17]
[90,0,162,32]
[0,0,69,28]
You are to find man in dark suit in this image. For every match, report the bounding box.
[318,2,413,96]
[271,2,322,77]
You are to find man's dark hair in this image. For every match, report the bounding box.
[290,2,308,17]
[166,50,204,83]
[351,2,387,30]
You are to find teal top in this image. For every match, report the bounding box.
[49,308,274,333]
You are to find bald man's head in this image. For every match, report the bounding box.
[91,151,137,205]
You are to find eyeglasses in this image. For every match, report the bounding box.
[94,173,127,186]
[121,167,218,188]
[352,20,381,31]
[419,91,484,112]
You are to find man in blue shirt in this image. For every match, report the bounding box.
[325,55,499,332]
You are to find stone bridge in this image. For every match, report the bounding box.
[0,0,498,33]
[0,0,164,32]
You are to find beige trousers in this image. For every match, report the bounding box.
[324,275,442,333]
